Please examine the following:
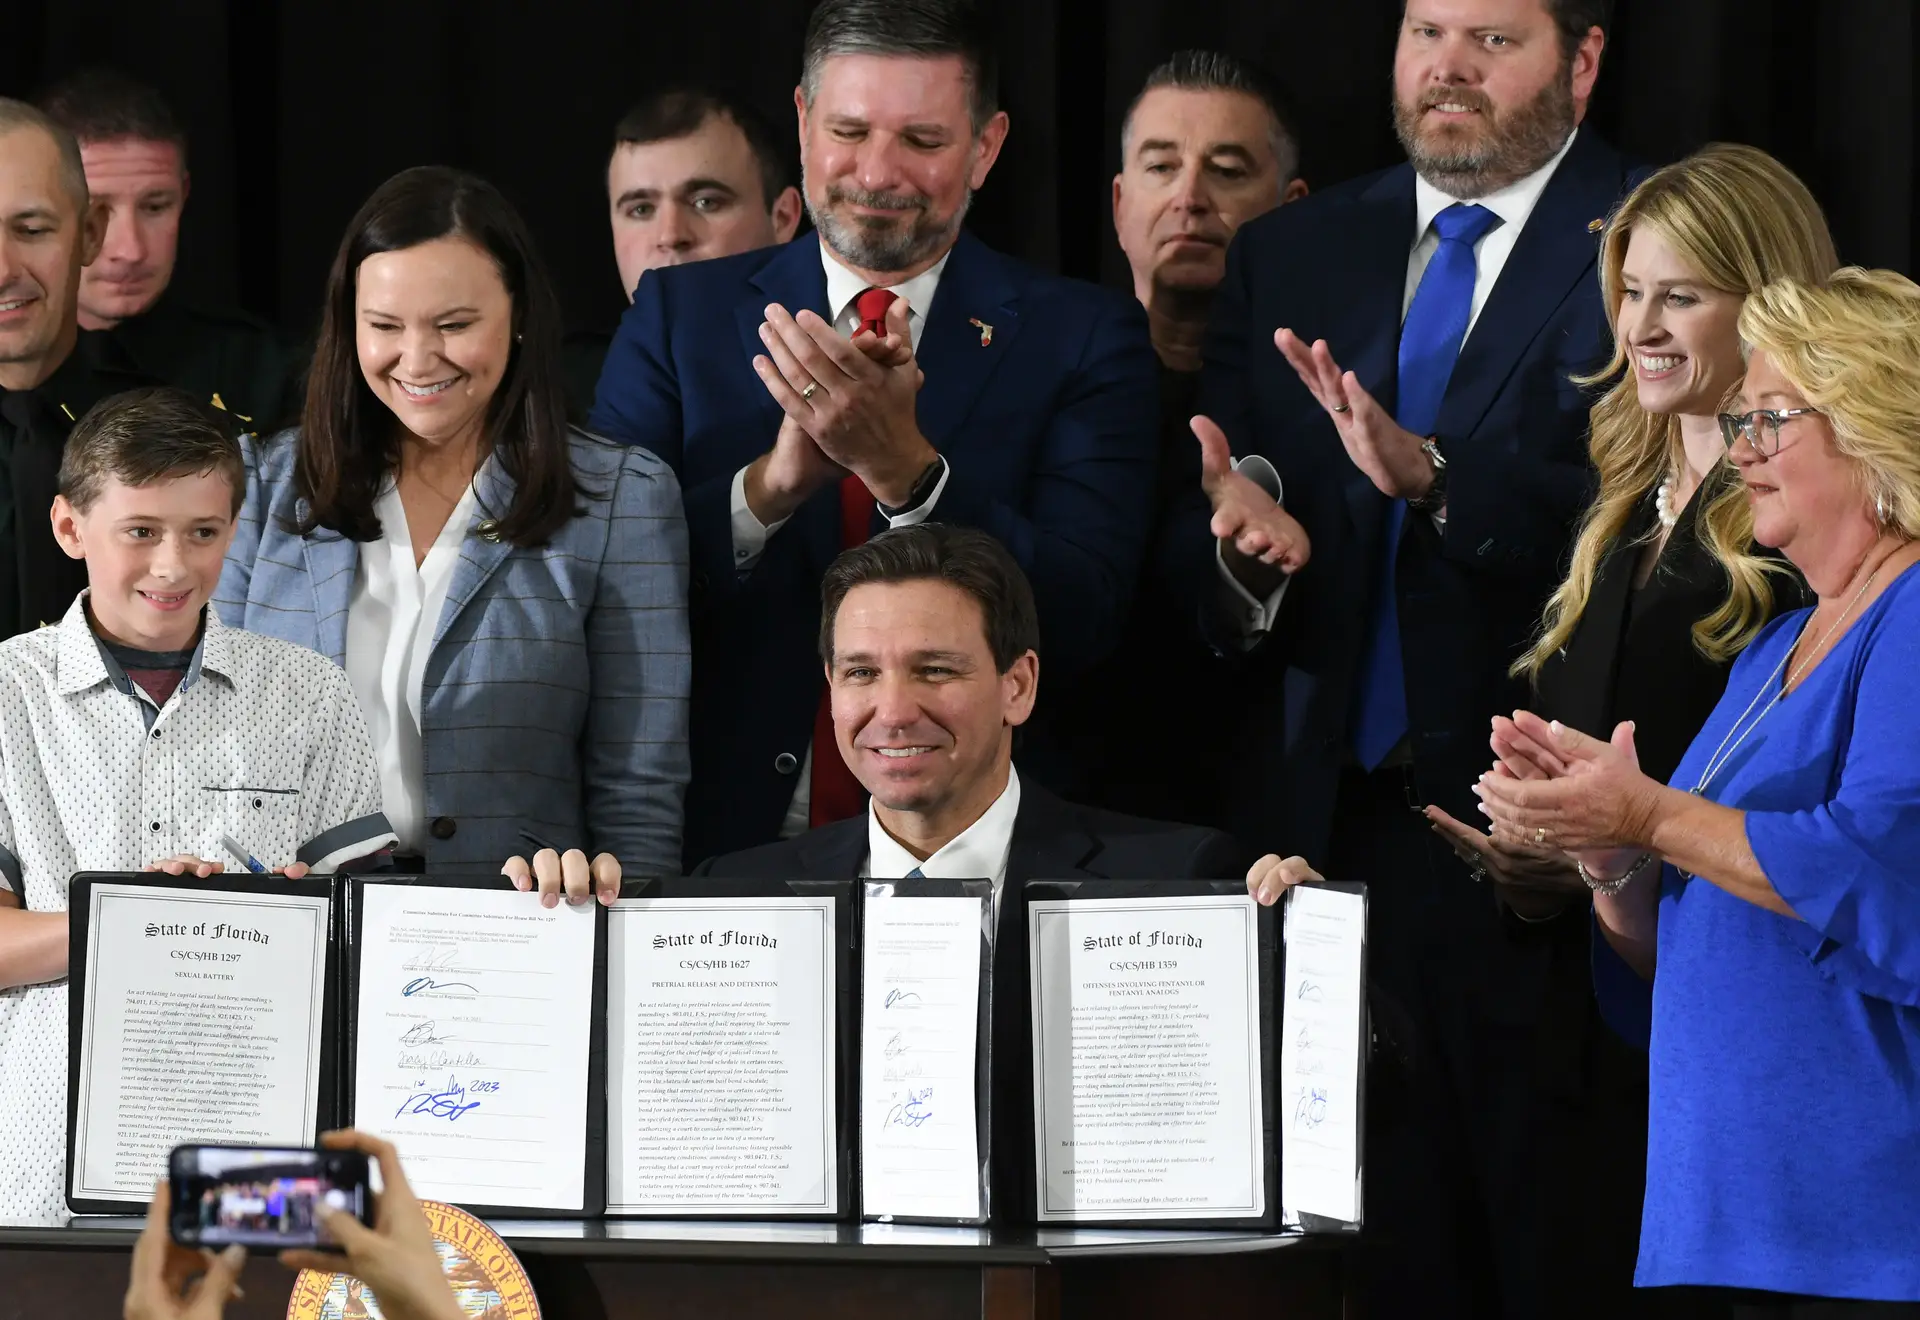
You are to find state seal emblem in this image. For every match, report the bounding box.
[285,1201,538,1319]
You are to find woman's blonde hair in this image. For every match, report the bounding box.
[1738,267,1920,541]
[1518,144,1837,678]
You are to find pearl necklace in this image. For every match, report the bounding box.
[1654,474,1681,530]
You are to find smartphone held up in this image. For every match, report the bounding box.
[168,1144,374,1250]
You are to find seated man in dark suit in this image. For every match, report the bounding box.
[39,69,299,432]
[590,0,1159,869]
[700,522,1242,884]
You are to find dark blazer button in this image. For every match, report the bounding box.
[430,816,457,840]
[774,752,799,775]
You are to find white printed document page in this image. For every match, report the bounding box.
[1278,883,1366,1224]
[859,892,986,1221]
[352,884,596,1211]
[71,883,332,1203]
[1028,893,1265,1220]
[605,896,838,1215]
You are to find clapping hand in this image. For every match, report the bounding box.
[1425,804,1586,914]
[1193,414,1310,596]
[1274,329,1436,502]
[751,298,932,510]
[1476,713,1660,875]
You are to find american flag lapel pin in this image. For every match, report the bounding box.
[968,317,994,347]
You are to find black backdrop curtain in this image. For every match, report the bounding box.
[4,0,1914,341]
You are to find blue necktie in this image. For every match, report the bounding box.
[1350,202,1501,770]
[905,867,925,879]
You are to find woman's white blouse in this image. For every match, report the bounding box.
[344,480,481,852]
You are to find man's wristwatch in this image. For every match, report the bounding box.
[1407,436,1448,512]
[876,454,947,518]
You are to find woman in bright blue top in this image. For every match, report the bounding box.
[1478,268,1920,1316]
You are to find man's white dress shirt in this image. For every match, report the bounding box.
[863,767,1022,888]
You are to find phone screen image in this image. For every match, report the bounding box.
[169,1145,370,1250]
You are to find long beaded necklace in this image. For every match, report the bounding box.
[1688,556,1884,799]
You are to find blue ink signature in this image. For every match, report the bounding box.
[883,988,921,1009]
[883,1032,910,1058]
[402,976,478,998]
[1291,1086,1328,1130]
[884,1087,935,1129]
[396,1075,488,1121]
[399,1021,452,1047]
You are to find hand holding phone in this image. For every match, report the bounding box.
[280,1131,466,1320]
[144,1131,462,1320]
[127,1181,248,1320]
[167,1143,372,1251]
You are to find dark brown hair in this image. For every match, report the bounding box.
[801,0,999,134]
[296,165,581,545]
[1546,0,1613,55]
[1123,50,1303,184]
[612,86,794,210]
[59,387,244,516]
[39,68,186,157]
[819,524,1039,672]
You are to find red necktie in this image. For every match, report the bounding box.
[810,287,901,827]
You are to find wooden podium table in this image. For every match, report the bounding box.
[0,1218,1357,1320]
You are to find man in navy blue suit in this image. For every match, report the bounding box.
[591,0,1158,870]
[1182,1,1635,1315]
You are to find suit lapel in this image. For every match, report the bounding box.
[300,530,359,666]
[1005,785,1100,883]
[1438,130,1621,442]
[431,455,516,652]
[740,234,834,389]
[1555,495,1649,734]
[794,815,871,878]
[913,232,1022,448]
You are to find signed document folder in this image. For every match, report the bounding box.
[345,875,606,1217]
[605,879,855,1218]
[1022,881,1279,1228]
[1277,880,1367,1231]
[858,877,994,1225]
[66,873,340,1214]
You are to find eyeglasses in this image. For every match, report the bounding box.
[1717,407,1821,457]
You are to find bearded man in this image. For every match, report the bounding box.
[1166,2,1640,1316]
[589,0,1158,868]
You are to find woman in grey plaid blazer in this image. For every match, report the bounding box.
[214,167,689,876]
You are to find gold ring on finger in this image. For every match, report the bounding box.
[801,381,820,401]
[1533,826,1549,846]
[1330,403,1351,414]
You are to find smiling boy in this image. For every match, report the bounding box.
[0,386,393,1218]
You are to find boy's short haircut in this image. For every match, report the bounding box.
[57,386,246,517]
